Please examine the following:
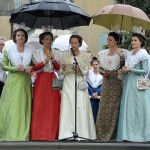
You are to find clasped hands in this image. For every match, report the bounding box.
[92,92,100,99]
[43,52,55,64]
[118,66,131,75]
[72,64,80,72]
[61,64,80,72]
[17,65,33,74]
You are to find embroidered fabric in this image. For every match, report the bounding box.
[137,78,150,90]
[98,49,120,71]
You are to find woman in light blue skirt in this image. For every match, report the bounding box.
[117,33,150,142]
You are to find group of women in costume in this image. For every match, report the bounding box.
[0,28,149,142]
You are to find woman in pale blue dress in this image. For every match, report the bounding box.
[117,33,150,142]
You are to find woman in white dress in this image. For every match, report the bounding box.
[58,35,96,140]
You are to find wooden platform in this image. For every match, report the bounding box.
[0,141,150,150]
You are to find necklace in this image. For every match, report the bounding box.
[100,50,120,71]
[18,52,24,64]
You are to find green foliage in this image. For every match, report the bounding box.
[116,0,150,18]
[120,32,132,50]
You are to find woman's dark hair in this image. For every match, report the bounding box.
[108,32,122,45]
[91,57,99,66]
[12,28,28,43]
[69,34,83,47]
[132,33,146,47]
[39,32,53,45]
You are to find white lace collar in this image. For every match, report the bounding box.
[125,49,149,68]
[87,70,103,88]
[7,43,33,68]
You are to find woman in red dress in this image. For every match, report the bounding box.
[30,32,61,141]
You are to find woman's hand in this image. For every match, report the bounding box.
[49,51,54,60]
[72,64,80,72]
[118,69,123,74]
[117,69,124,80]
[92,92,98,99]
[17,65,24,72]
[62,64,66,70]
[102,72,110,77]
[116,49,124,57]
[99,68,110,77]
[92,92,100,99]
[122,66,131,73]
[43,56,51,64]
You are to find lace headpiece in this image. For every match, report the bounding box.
[13,22,30,31]
[41,25,53,32]
[133,26,142,33]
[110,24,121,33]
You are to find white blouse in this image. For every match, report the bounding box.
[98,49,128,71]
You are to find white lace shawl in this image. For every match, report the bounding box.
[87,70,103,88]
[5,43,33,68]
[125,49,150,78]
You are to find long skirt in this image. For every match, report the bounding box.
[0,72,32,141]
[30,72,61,141]
[96,72,122,141]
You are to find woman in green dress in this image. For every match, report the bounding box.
[0,29,33,141]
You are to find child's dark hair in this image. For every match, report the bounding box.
[91,57,99,66]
